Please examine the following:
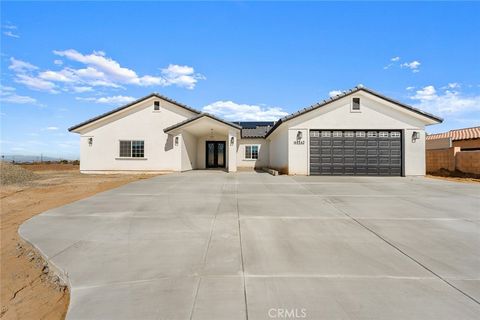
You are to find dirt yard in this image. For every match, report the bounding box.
[0,163,157,320]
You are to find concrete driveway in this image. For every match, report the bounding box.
[20,171,480,319]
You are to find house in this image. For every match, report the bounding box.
[426,126,480,151]
[69,86,442,176]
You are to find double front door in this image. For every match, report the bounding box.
[206,141,226,168]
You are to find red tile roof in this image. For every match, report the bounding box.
[427,126,480,141]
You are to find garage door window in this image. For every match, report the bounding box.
[390,132,401,138]
[345,131,354,137]
[321,131,331,137]
[356,131,366,137]
[367,131,377,137]
[333,131,342,137]
[379,131,389,138]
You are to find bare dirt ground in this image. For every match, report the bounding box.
[1,163,157,320]
[426,174,480,184]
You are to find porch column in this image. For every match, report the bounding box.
[228,131,237,172]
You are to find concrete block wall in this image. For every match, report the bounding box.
[456,151,480,174]
[426,147,480,174]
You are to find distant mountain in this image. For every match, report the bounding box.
[1,154,78,163]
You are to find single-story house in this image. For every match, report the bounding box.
[426,126,480,151]
[69,86,442,176]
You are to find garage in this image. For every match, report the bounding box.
[309,130,402,176]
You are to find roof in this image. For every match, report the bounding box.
[265,86,443,138]
[163,113,242,133]
[233,121,275,138]
[426,126,480,141]
[68,93,201,132]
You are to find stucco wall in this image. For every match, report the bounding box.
[237,138,269,169]
[275,92,431,176]
[268,126,289,174]
[77,97,196,172]
[181,131,197,171]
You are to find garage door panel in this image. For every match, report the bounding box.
[310,130,402,176]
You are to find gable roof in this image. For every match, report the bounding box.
[163,113,242,134]
[426,126,480,141]
[265,86,443,138]
[68,93,200,132]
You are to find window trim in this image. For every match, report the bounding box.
[244,144,259,160]
[118,140,145,159]
[351,97,361,113]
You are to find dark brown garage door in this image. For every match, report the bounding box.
[309,130,402,176]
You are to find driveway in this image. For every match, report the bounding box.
[20,171,480,319]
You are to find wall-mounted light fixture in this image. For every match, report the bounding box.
[174,136,179,146]
[88,137,93,146]
[230,136,235,146]
[297,131,303,141]
[412,131,420,142]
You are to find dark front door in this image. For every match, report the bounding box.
[206,141,226,168]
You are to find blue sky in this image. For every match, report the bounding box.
[1,1,479,159]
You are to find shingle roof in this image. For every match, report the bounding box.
[69,93,200,132]
[233,121,275,138]
[265,86,443,138]
[163,113,242,133]
[426,126,480,141]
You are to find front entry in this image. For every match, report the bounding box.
[206,141,226,168]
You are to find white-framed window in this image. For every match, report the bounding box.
[344,131,354,137]
[379,131,389,138]
[390,131,401,138]
[356,131,366,137]
[333,131,342,137]
[153,101,160,111]
[119,140,144,158]
[245,145,259,160]
[367,131,377,137]
[321,131,331,137]
[352,97,360,110]
[310,131,320,137]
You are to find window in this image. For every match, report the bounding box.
[352,97,360,110]
[310,131,320,137]
[333,131,342,137]
[119,140,144,158]
[379,131,389,138]
[367,131,377,137]
[154,101,160,111]
[356,131,366,137]
[344,131,354,137]
[321,131,331,137]
[390,131,401,138]
[245,145,259,160]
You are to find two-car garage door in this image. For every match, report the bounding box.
[309,130,402,176]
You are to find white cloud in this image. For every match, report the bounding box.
[202,101,288,121]
[160,64,205,89]
[9,57,38,73]
[410,85,480,115]
[3,31,19,38]
[15,74,57,93]
[0,85,37,104]
[391,56,400,62]
[45,126,59,131]
[447,82,460,89]
[406,86,415,91]
[72,86,93,93]
[329,90,343,97]
[401,60,421,72]
[77,95,136,104]
[9,50,205,93]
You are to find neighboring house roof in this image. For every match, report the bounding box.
[163,113,242,133]
[233,121,275,138]
[265,86,443,138]
[68,93,201,132]
[426,126,480,141]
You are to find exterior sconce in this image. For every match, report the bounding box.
[174,136,179,146]
[412,131,420,142]
[88,137,93,146]
[230,136,235,146]
[297,131,303,140]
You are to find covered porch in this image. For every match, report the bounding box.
[164,114,241,172]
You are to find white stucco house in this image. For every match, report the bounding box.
[69,86,442,176]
